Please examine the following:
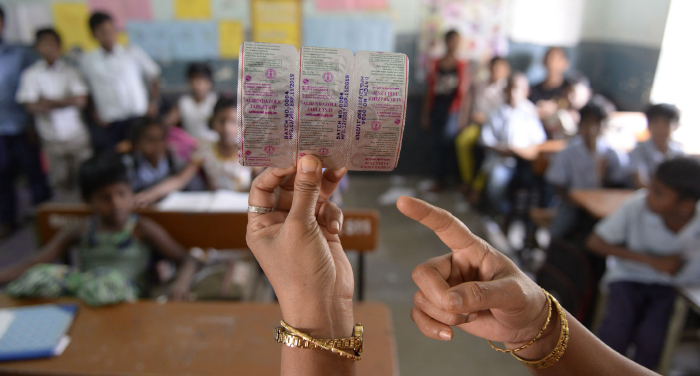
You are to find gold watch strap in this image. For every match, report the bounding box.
[274,324,364,353]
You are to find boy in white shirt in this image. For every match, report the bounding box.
[80,12,161,153]
[587,157,700,370]
[630,104,684,188]
[16,28,91,194]
[479,72,546,215]
[545,96,630,238]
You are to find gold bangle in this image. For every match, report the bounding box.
[488,288,553,353]
[278,320,362,361]
[511,292,569,369]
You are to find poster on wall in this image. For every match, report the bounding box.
[251,0,302,48]
[417,0,508,82]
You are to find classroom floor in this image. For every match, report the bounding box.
[2,174,699,375]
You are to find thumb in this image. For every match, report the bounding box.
[442,278,521,314]
[289,155,323,221]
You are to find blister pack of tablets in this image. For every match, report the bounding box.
[237,41,409,171]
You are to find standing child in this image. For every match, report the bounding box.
[165,63,219,143]
[545,97,630,239]
[196,97,253,191]
[471,56,510,125]
[479,72,547,215]
[16,28,92,196]
[529,47,570,137]
[587,157,700,370]
[0,154,198,302]
[631,104,684,188]
[80,12,161,153]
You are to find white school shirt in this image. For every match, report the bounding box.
[197,143,252,192]
[479,101,546,168]
[594,190,700,286]
[80,44,160,123]
[545,135,630,189]
[178,92,219,142]
[630,139,684,179]
[15,59,89,142]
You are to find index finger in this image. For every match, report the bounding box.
[248,166,296,220]
[397,196,482,253]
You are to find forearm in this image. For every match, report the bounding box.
[280,298,356,376]
[173,255,198,286]
[0,259,42,285]
[586,235,650,264]
[150,79,161,103]
[24,103,50,114]
[523,311,657,376]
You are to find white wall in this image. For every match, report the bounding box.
[506,0,585,46]
[580,0,671,48]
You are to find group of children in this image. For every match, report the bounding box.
[0,8,256,303]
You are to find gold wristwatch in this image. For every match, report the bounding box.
[275,323,364,354]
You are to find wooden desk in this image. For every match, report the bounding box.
[511,139,567,161]
[0,297,398,376]
[569,189,635,219]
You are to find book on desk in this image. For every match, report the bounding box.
[0,304,77,362]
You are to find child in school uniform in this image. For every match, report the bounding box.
[630,104,685,189]
[586,157,700,370]
[196,97,253,192]
[471,56,510,125]
[479,72,547,215]
[0,154,198,304]
[80,12,161,153]
[164,62,219,143]
[15,28,92,196]
[545,96,630,239]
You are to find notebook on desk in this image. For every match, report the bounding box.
[0,304,77,362]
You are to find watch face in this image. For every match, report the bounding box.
[354,324,364,353]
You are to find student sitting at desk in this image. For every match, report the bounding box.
[586,157,700,370]
[0,154,198,303]
[545,96,630,239]
[631,104,684,189]
[479,72,546,216]
[133,98,254,206]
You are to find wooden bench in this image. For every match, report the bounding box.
[36,203,380,300]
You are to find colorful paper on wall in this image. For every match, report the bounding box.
[52,2,98,52]
[174,0,212,19]
[171,21,219,60]
[304,16,394,53]
[151,0,175,20]
[0,1,53,44]
[251,0,301,48]
[315,0,387,11]
[212,0,249,22]
[87,0,152,30]
[218,21,245,58]
[127,21,173,60]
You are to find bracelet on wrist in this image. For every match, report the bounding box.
[488,287,553,353]
[275,320,363,361]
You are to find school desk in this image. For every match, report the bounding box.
[568,189,635,219]
[36,203,380,300]
[510,139,567,162]
[0,296,399,376]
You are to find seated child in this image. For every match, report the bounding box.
[196,97,253,191]
[479,72,547,215]
[0,154,198,303]
[133,98,254,206]
[631,104,684,188]
[586,157,700,370]
[125,118,202,203]
[555,73,593,138]
[545,96,630,239]
[164,62,219,143]
[471,56,510,125]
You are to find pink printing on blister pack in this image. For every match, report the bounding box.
[371,121,382,131]
[322,71,334,83]
[264,145,275,154]
[265,69,277,80]
[318,147,329,155]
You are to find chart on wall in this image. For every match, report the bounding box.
[0,0,400,61]
[417,0,508,81]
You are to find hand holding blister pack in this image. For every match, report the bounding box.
[238,42,409,171]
